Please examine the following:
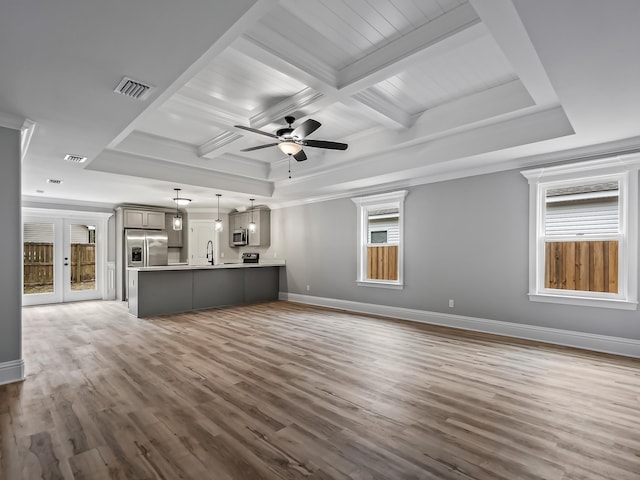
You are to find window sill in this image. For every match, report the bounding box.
[357,280,404,290]
[528,293,638,310]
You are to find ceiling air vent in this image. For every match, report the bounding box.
[63,154,87,164]
[114,76,154,100]
[46,178,63,185]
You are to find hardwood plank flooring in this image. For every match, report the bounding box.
[2,300,639,479]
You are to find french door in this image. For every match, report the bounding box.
[23,216,103,306]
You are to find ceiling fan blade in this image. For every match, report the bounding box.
[292,119,321,139]
[241,143,279,152]
[235,125,278,139]
[293,149,307,162]
[303,139,348,150]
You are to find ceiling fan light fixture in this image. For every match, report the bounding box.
[278,141,302,156]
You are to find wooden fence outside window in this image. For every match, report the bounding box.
[545,240,618,293]
[367,245,398,281]
[23,242,96,286]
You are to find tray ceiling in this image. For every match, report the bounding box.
[5,0,640,209]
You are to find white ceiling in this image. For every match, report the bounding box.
[3,0,640,212]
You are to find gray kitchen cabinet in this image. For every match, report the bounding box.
[248,208,270,247]
[123,209,166,229]
[228,207,270,247]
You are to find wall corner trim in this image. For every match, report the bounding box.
[278,292,640,359]
[0,359,25,386]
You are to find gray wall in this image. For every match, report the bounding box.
[278,168,640,340]
[0,126,21,363]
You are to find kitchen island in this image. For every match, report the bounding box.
[127,261,284,317]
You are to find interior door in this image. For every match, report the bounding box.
[23,216,102,305]
[189,221,215,265]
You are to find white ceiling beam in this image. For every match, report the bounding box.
[236,34,413,129]
[179,83,252,118]
[249,87,324,129]
[469,0,558,106]
[337,3,483,94]
[198,131,244,157]
[88,149,273,197]
[241,25,338,89]
[340,80,538,162]
[350,92,415,129]
[113,131,270,180]
[233,36,337,94]
[163,93,248,132]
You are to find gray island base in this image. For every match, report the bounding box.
[127,263,283,317]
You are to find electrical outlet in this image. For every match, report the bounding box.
[449,299,454,308]
[221,252,224,258]
[306,285,310,291]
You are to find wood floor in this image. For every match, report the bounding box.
[2,301,640,480]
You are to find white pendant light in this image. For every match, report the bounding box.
[214,193,223,232]
[249,198,256,233]
[278,141,302,156]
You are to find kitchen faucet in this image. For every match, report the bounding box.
[206,240,214,265]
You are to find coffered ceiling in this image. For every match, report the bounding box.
[4,0,640,210]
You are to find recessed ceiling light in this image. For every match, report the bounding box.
[63,154,87,163]
[46,178,63,184]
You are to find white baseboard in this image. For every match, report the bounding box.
[279,292,640,359]
[0,359,25,386]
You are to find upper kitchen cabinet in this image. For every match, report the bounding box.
[123,209,166,229]
[229,207,270,247]
[248,208,270,247]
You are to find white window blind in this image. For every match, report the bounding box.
[544,184,619,237]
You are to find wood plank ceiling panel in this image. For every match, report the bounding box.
[186,47,308,114]
[367,33,517,114]
[136,107,228,146]
[255,8,353,70]
[306,102,381,140]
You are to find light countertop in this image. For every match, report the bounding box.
[128,260,285,272]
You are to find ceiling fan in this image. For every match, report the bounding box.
[235,116,348,161]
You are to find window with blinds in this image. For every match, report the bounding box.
[543,181,620,294]
[545,182,619,237]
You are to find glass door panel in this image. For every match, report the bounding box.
[68,224,97,292]
[63,220,101,302]
[23,219,63,305]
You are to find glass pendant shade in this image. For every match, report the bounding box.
[215,193,223,232]
[249,198,256,233]
[278,141,302,155]
[173,188,184,231]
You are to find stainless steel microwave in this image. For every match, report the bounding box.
[232,228,248,246]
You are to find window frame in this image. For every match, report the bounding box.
[352,190,407,289]
[522,157,639,310]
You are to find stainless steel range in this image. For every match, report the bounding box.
[242,252,259,263]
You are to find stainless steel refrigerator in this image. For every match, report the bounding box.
[125,229,168,299]
[126,229,169,268]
